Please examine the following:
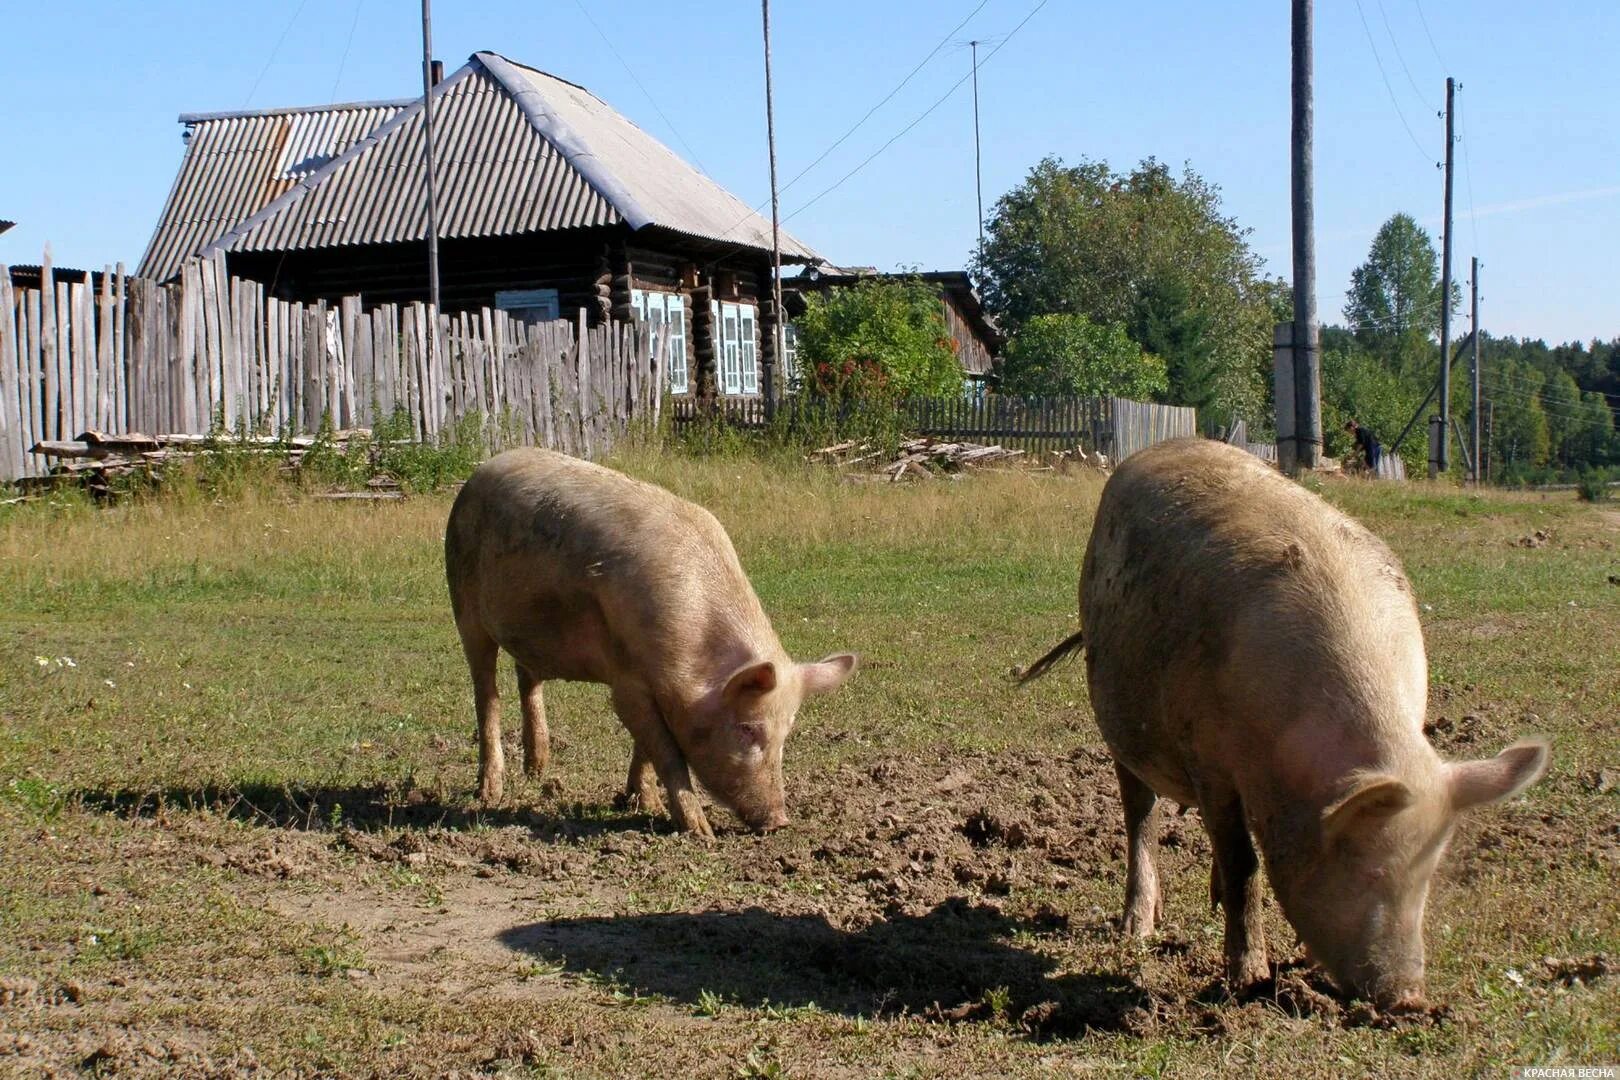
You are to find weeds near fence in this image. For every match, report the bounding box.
[668,398,913,459]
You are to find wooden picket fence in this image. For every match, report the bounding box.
[669,393,1196,461]
[0,250,657,480]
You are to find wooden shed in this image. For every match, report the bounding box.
[138,51,820,403]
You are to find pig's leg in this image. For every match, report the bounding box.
[1202,790,1270,993]
[1115,762,1163,935]
[611,686,713,838]
[624,747,667,816]
[456,619,504,804]
[515,663,549,779]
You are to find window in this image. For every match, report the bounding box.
[710,300,758,396]
[631,289,688,394]
[494,287,560,325]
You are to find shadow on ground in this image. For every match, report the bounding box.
[72,780,651,843]
[499,897,1147,1037]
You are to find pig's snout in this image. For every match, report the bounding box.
[1381,988,1429,1014]
[752,807,789,833]
[1360,969,1427,1013]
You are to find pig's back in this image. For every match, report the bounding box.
[446,450,770,679]
[1079,439,1424,792]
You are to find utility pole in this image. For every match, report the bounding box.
[1469,256,1480,482]
[970,40,985,266]
[420,0,442,321]
[1432,76,1455,479]
[761,0,783,417]
[1287,0,1322,473]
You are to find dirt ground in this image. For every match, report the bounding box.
[1,466,1617,1076]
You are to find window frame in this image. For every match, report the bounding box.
[632,289,689,395]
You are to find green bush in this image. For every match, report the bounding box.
[998,313,1168,399]
[794,278,963,403]
[1577,468,1612,502]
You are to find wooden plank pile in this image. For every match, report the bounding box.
[810,436,1026,482]
[17,429,402,500]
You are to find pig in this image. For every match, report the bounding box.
[1021,437,1548,1009]
[444,448,857,837]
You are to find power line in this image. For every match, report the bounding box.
[1350,0,1435,164]
[1375,0,1427,105]
[709,0,995,246]
[1410,0,1449,73]
[778,0,993,202]
[1457,88,1481,256]
[571,0,710,176]
[784,0,1048,225]
[243,0,313,107]
[328,0,365,103]
[1481,382,1620,422]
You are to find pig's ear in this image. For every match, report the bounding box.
[1447,739,1550,811]
[1321,774,1415,847]
[724,660,779,703]
[800,653,858,697]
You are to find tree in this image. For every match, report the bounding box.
[1130,276,1217,412]
[999,314,1168,399]
[793,278,963,402]
[974,156,1276,422]
[1344,213,1443,370]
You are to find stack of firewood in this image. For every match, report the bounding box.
[18,430,403,500]
[810,437,1027,482]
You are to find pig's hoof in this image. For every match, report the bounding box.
[1227,954,1272,997]
[1121,908,1157,937]
[613,789,666,816]
[677,811,716,840]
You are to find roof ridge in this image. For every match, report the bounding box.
[471,51,651,231]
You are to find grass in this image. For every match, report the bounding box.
[0,451,1616,1076]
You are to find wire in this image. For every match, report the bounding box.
[1481,381,1620,422]
[571,0,710,177]
[1351,0,1436,164]
[708,0,995,246]
[777,0,993,201]
[1458,89,1481,257]
[328,0,365,104]
[243,0,314,107]
[1410,0,1449,73]
[1376,0,1428,105]
[784,0,1047,225]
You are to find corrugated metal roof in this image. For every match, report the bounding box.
[223,65,617,255]
[140,51,816,280]
[483,54,815,259]
[138,101,406,281]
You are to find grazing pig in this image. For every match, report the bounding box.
[1022,438,1548,1008]
[444,449,857,837]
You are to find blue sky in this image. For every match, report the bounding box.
[3,1,1615,342]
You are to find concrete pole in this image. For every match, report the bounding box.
[1433,76,1455,479]
[1290,0,1321,472]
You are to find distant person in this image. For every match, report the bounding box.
[1344,418,1382,475]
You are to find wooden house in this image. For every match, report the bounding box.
[138,51,820,402]
[783,266,1003,387]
